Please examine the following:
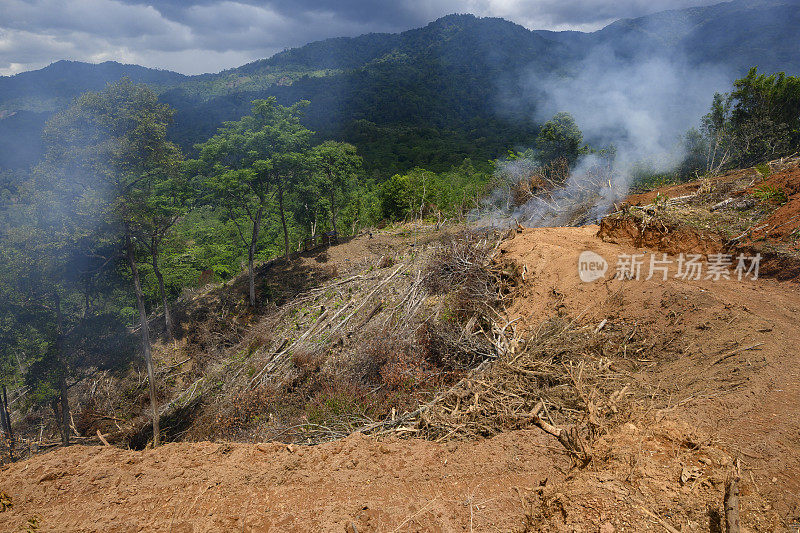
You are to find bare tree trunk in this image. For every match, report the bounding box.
[151,240,173,341]
[53,291,70,446]
[277,179,290,259]
[0,386,11,460]
[329,189,338,235]
[248,207,263,307]
[49,400,61,451]
[0,389,8,437]
[247,246,255,307]
[125,228,160,447]
[1,385,12,448]
[724,463,741,533]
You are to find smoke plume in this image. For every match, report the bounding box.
[481,45,736,227]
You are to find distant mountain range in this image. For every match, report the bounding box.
[2,0,799,174]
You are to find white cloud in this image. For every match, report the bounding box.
[465,0,721,30]
[0,0,725,75]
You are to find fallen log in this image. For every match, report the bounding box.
[724,459,741,533]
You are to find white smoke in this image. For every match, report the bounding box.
[481,45,735,228]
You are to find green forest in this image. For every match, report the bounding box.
[1,66,799,445]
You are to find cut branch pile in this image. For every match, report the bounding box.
[375,317,652,465]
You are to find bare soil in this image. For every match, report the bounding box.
[3,207,800,530]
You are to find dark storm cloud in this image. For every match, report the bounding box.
[1,0,723,76]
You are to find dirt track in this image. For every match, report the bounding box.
[501,226,800,515]
[2,224,799,531]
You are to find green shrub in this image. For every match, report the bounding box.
[752,184,787,205]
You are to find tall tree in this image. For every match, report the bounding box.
[0,207,69,443]
[40,78,180,446]
[271,152,308,258]
[310,141,362,235]
[191,98,311,304]
[0,172,133,446]
[535,112,585,167]
[127,149,186,341]
[701,68,800,170]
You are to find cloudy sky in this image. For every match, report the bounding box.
[1,0,723,76]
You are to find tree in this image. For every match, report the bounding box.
[731,68,800,144]
[702,68,800,169]
[379,173,413,221]
[535,112,585,166]
[271,152,307,258]
[191,98,312,305]
[310,141,362,235]
[40,78,180,446]
[292,160,323,242]
[0,211,67,443]
[126,148,186,341]
[0,172,135,446]
[701,93,735,173]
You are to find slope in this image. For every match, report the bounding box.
[2,217,799,531]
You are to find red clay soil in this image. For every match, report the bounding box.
[2,225,800,531]
[501,226,800,520]
[596,215,726,256]
[744,166,800,249]
[626,163,800,253]
[622,161,800,279]
[1,432,571,532]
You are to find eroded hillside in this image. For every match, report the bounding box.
[2,160,800,531]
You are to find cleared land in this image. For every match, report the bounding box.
[2,162,800,532]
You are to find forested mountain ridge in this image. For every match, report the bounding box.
[0,60,187,109]
[0,61,187,169]
[1,0,799,174]
[538,0,800,71]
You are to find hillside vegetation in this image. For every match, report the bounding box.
[1,62,799,451]
[3,158,800,529]
[2,0,800,173]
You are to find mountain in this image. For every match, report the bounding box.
[0,60,187,109]
[158,14,567,174]
[0,61,187,173]
[536,0,800,72]
[1,0,799,174]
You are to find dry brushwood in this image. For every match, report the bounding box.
[248,263,406,388]
[510,158,570,207]
[497,157,618,227]
[423,231,508,315]
[525,402,590,466]
[391,318,649,466]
